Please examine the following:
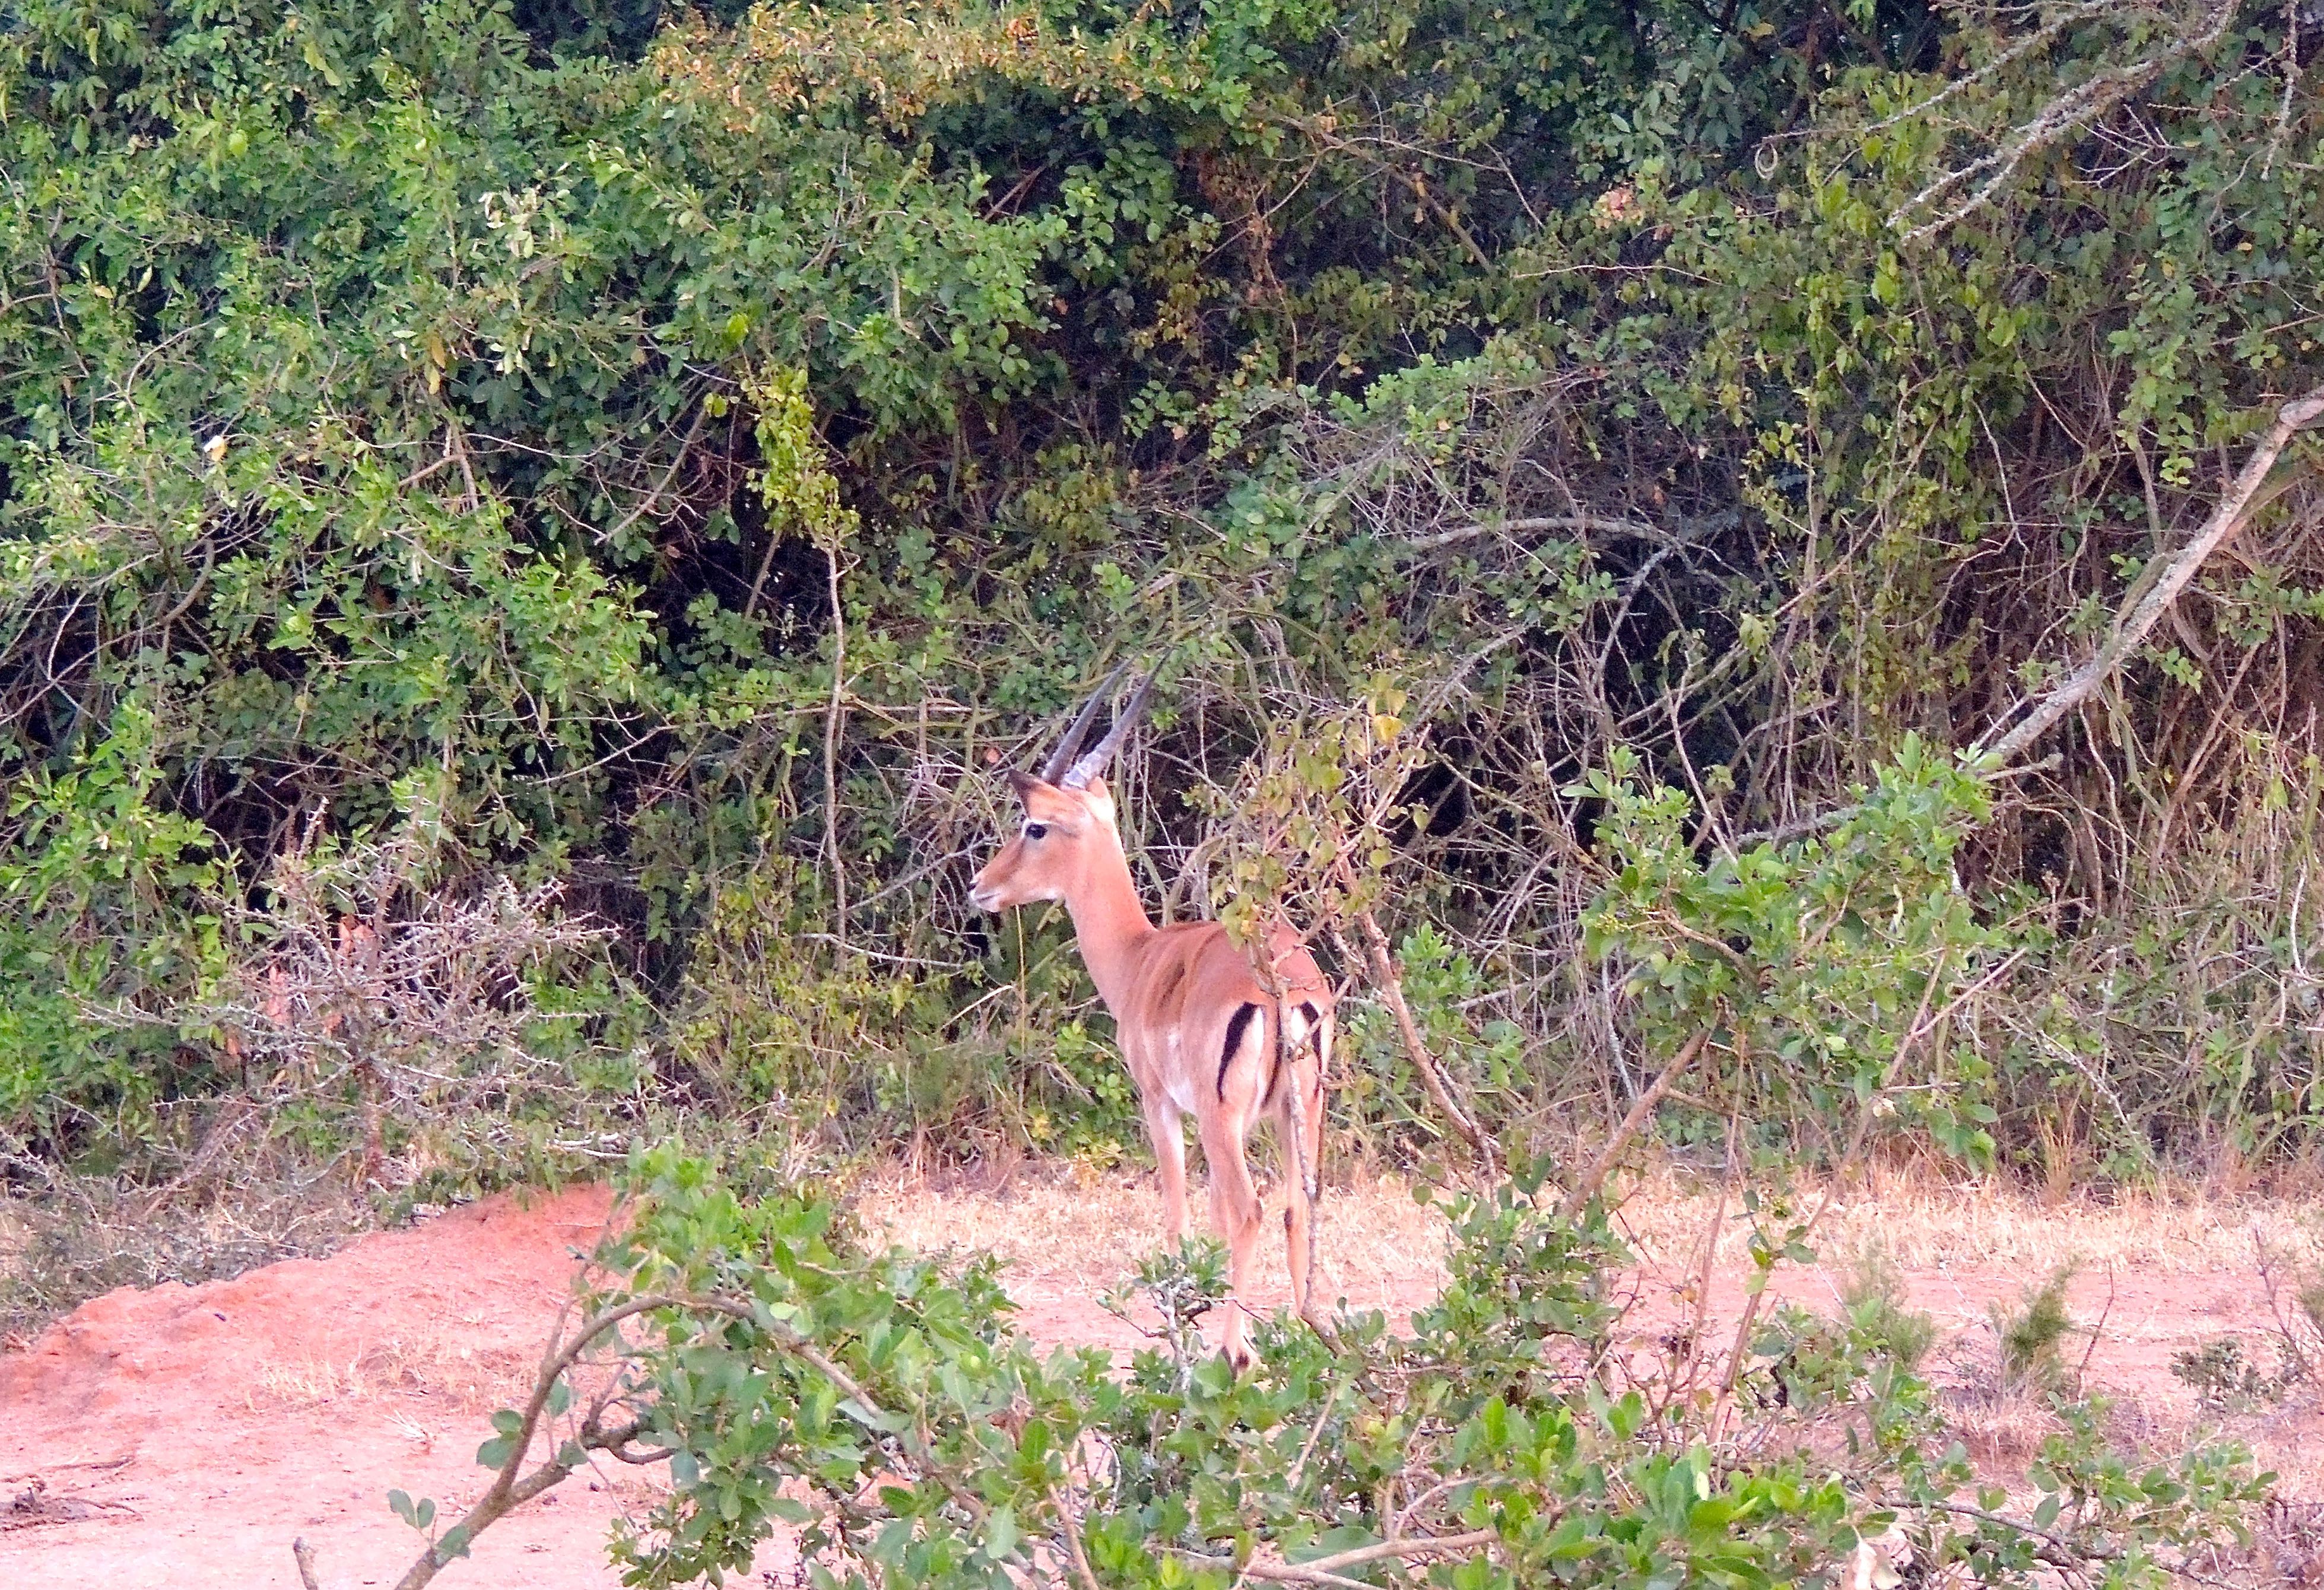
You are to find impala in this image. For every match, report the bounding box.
[970,668,1334,1367]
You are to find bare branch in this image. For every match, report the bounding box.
[1176,1527,1503,1588]
[1891,0,2237,244]
[357,1289,892,1590]
[94,823,614,1190]
[1332,911,1500,1175]
[1560,1029,1709,1218]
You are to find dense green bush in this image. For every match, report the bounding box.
[3,0,2319,1178]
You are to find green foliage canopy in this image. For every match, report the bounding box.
[3,0,2320,1175]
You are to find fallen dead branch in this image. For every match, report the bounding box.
[1977,386,2324,765]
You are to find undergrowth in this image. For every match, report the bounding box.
[328,1145,2274,1590]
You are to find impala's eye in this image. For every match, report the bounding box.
[1023,822,1049,841]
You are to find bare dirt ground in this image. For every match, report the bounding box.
[1,1185,638,1589]
[5,1164,2322,1586]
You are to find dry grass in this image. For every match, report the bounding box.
[246,1336,535,1414]
[0,1172,374,1343]
[850,1154,2324,1508]
[1605,1160,2324,1274]
[852,1156,2324,1293]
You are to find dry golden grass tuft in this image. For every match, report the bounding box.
[1944,1387,2069,1465]
[247,1336,534,1414]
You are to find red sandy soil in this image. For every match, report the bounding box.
[2,1187,633,1589]
[4,1181,2319,1588]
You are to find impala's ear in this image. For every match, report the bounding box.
[1080,776,1117,827]
[1003,769,1046,805]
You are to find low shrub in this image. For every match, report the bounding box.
[342,1149,2270,1590]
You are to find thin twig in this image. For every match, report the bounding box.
[1049,1481,1106,1590]
[1913,1500,2119,1567]
[823,540,850,952]
[1333,914,1498,1174]
[2075,1266,2115,1388]
[604,402,709,545]
[1679,1109,1742,1391]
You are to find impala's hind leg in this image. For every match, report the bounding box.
[1199,1105,1266,1370]
[1279,1009,1330,1334]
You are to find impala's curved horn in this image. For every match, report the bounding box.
[1059,666,1157,790]
[1037,663,1129,786]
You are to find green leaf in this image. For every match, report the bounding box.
[982,1504,1019,1561]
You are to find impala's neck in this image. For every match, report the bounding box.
[1064,832,1155,1016]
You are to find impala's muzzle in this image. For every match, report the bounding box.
[969,882,1003,912]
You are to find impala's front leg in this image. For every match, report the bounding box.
[1142,1089,1189,1246]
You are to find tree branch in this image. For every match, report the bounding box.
[287,1290,896,1590]
[1332,914,1499,1175]
[1402,514,1658,550]
[1177,1527,1501,1588]
[1891,0,2236,244]
[1560,1029,1709,1218]
[1913,1499,2119,1568]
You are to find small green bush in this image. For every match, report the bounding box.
[1992,1263,2081,1395]
[2170,1337,2281,1412]
[1843,1244,1939,1374]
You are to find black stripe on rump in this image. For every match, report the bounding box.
[1220,1003,1260,1100]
